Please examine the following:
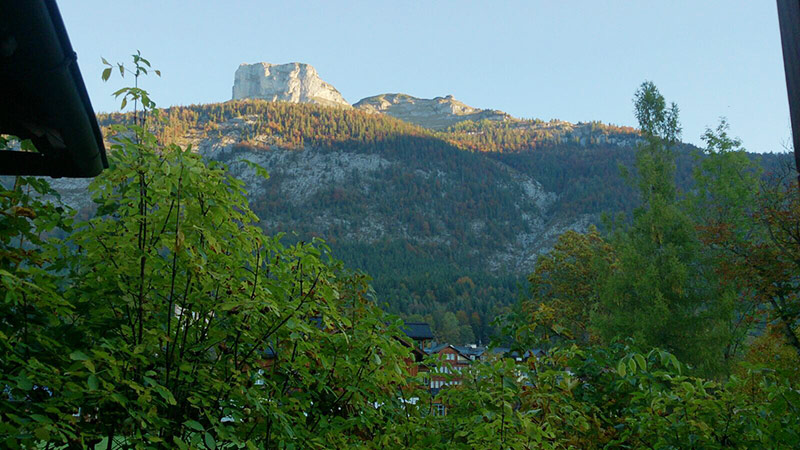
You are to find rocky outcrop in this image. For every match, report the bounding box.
[354,93,509,130]
[232,62,351,108]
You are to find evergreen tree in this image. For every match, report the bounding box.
[594,82,733,375]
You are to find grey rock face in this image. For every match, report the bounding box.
[232,62,351,108]
[354,93,509,130]
[37,109,591,274]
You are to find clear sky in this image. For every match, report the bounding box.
[60,0,790,153]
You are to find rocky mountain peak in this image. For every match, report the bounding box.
[232,62,351,108]
[353,93,509,130]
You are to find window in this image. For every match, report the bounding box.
[433,403,446,416]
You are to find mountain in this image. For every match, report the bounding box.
[47,63,790,342]
[354,93,509,130]
[232,62,351,108]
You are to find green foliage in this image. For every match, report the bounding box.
[381,338,800,449]
[688,119,761,227]
[1,60,415,448]
[699,163,800,357]
[593,82,735,375]
[686,120,764,361]
[0,168,84,448]
[93,92,789,344]
[4,59,798,447]
[525,226,614,344]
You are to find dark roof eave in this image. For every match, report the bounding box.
[0,0,107,178]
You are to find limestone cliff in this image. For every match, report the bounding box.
[354,93,509,130]
[232,62,351,108]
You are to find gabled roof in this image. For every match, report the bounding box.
[489,347,511,356]
[487,347,545,359]
[0,0,107,177]
[424,343,473,360]
[394,336,426,362]
[424,343,449,354]
[453,345,485,358]
[401,322,433,340]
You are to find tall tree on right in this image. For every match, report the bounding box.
[593,82,734,375]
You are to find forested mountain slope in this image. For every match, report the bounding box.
[64,100,788,341]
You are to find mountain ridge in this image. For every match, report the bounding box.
[55,94,789,341]
[353,93,510,130]
[231,61,543,131]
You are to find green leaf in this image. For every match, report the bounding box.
[87,374,99,390]
[102,67,112,81]
[634,354,647,371]
[121,97,128,110]
[70,350,90,361]
[617,359,627,377]
[239,159,270,180]
[34,427,50,441]
[172,436,189,450]
[154,385,177,405]
[20,139,37,152]
[633,353,647,370]
[669,354,681,374]
[502,376,519,393]
[184,420,203,431]
[16,375,32,391]
[101,56,110,66]
[30,414,51,424]
[204,432,216,450]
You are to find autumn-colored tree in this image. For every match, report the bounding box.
[524,226,614,344]
[737,324,800,388]
[687,120,764,362]
[700,164,800,357]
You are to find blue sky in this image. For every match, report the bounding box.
[60,1,790,153]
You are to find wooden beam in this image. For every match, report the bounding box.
[777,0,800,188]
[0,150,81,178]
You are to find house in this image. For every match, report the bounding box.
[400,322,434,350]
[423,344,471,396]
[483,347,545,362]
[395,322,433,377]
[453,344,485,361]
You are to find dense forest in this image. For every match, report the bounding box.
[2,58,799,447]
[91,95,792,344]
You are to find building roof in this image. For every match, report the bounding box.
[424,343,450,354]
[453,345,485,358]
[424,343,475,360]
[401,322,434,341]
[487,347,545,359]
[0,0,107,177]
[394,336,427,362]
